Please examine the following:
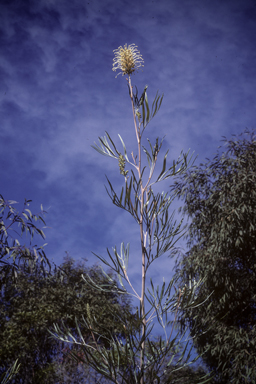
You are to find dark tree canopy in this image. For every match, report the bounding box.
[0,194,137,383]
[0,254,135,384]
[172,130,256,383]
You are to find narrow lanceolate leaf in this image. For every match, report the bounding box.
[156,150,169,181]
[105,131,121,155]
[142,146,152,169]
[152,91,164,118]
[137,88,164,131]
[105,176,140,222]
[142,101,146,127]
[156,149,194,182]
[118,134,130,162]
[0,359,20,384]
[145,91,150,124]
[139,85,148,107]
[92,131,120,159]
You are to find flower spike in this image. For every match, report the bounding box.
[112,44,144,77]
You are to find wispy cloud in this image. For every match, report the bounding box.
[0,0,255,284]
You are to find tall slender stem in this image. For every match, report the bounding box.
[128,76,146,384]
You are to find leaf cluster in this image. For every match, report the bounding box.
[51,262,212,384]
[0,195,49,283]
[173,130,256,383]
[0,360,20,384]
[0,255,135,383]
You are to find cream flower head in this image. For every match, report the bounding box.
[112,44,144,77]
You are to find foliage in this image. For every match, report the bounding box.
[0,360,20,384]
[0,195,48,382]
[172,130,256,383]
[0,255,135,383]
[51,44,211,384]
[53,352,112,383]
[164,364,209,384]
[0,195,48,283]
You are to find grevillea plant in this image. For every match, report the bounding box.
[51,44,211,384]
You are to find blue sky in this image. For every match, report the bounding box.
[1,0,256,299]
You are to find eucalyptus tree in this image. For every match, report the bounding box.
[0,255,135,383]
[0,194,48,282]
[51,44,210,384]
[0,194,48,382]
[172,130,256,383]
